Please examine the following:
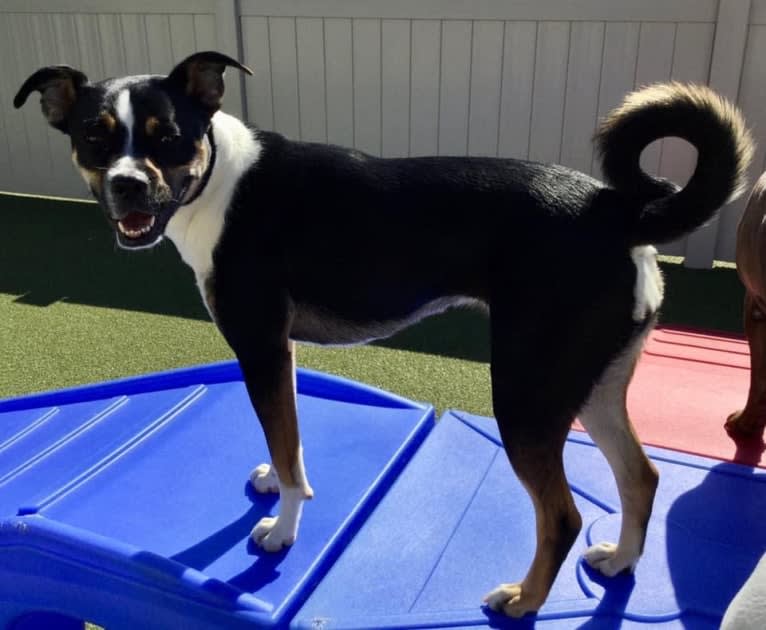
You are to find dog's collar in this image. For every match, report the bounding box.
[182,126,216,206]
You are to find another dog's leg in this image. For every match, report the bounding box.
[240,340,313,552]
[579,332,659,576]
[726,292,766,439]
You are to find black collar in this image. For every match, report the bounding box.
[182,126,216,206]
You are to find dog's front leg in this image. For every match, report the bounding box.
[239,338,313,551]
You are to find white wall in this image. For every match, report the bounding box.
[0,0,761,266]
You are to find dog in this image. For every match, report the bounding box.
[727,172,766,443]
[15,51,753,617]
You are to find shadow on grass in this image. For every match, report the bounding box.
[1,192,745,364]
[0,193,208,319]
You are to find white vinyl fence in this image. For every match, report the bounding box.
[0,0,762,267]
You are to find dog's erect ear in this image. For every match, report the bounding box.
[166,51,252,114]
[14,66,89,133]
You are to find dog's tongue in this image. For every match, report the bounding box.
[121,211,153,230]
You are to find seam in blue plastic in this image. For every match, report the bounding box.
[568,483,618,514]
[0,397,128,486]
[275,406,436,624]
[449,411,503,446]
[447,412,620,514]
[0,407,59,452]
[407,448,501,614]
[26,386,207,515]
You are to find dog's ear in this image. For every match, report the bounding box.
[166,51,252,114]
[14,66,88,133]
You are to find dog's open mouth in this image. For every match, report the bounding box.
[113,210,164,249]
[117,211,156,240]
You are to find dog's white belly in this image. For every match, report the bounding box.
[290,296,483,346]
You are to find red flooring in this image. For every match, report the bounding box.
[573,327,766,467]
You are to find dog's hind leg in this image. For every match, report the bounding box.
[579,329,659,576]
[483,416,581,617]
[483,316,586,617]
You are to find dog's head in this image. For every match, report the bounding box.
[14,51,251,250]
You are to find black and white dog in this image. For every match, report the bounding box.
[15,51,753,616]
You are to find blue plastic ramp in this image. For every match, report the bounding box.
[294,410,766,629]
[2,370,765,628]
[0,362,434,629]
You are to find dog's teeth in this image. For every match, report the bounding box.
[117,216,155,239]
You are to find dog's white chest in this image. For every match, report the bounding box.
[165,111,261,279]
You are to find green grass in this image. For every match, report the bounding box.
[0,192,745,415]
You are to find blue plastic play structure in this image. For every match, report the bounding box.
[0,361,764,629]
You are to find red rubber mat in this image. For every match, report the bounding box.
[574,327,764,467]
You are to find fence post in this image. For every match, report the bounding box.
[215,0,247,120]
[684,0,752,268]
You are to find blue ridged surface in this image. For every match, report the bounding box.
[0,362,434,629]
[3,366,764,629]
[293,410,766,629]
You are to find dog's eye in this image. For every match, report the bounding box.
[85,135,103,144]
[160,134,180,144]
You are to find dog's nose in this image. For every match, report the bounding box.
[110,175,148,200]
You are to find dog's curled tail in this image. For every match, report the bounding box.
[595,82,754,246]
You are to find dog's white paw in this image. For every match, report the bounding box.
[250,463,279,494]
[583,541,638,577]
[483,582,544,618]
[251,515,296,552]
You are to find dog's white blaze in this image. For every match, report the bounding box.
[115,89,134,154]
[106,90,147,185]
[631,246,663,321]
[165,111,261,296]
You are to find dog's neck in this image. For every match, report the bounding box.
[181,126,217,207]
[165,111,261,281]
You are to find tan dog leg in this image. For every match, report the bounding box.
[726,293,766,440]
[579,334,659,576]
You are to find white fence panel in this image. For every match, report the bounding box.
[0,0,761,266]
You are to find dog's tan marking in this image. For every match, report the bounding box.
[141,157,165,184]
[99,111,116,132]
[162,139,210,204]
[145,115,160,136]
[72,149,105,195]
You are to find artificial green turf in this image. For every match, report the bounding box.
[0,192,745,415]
